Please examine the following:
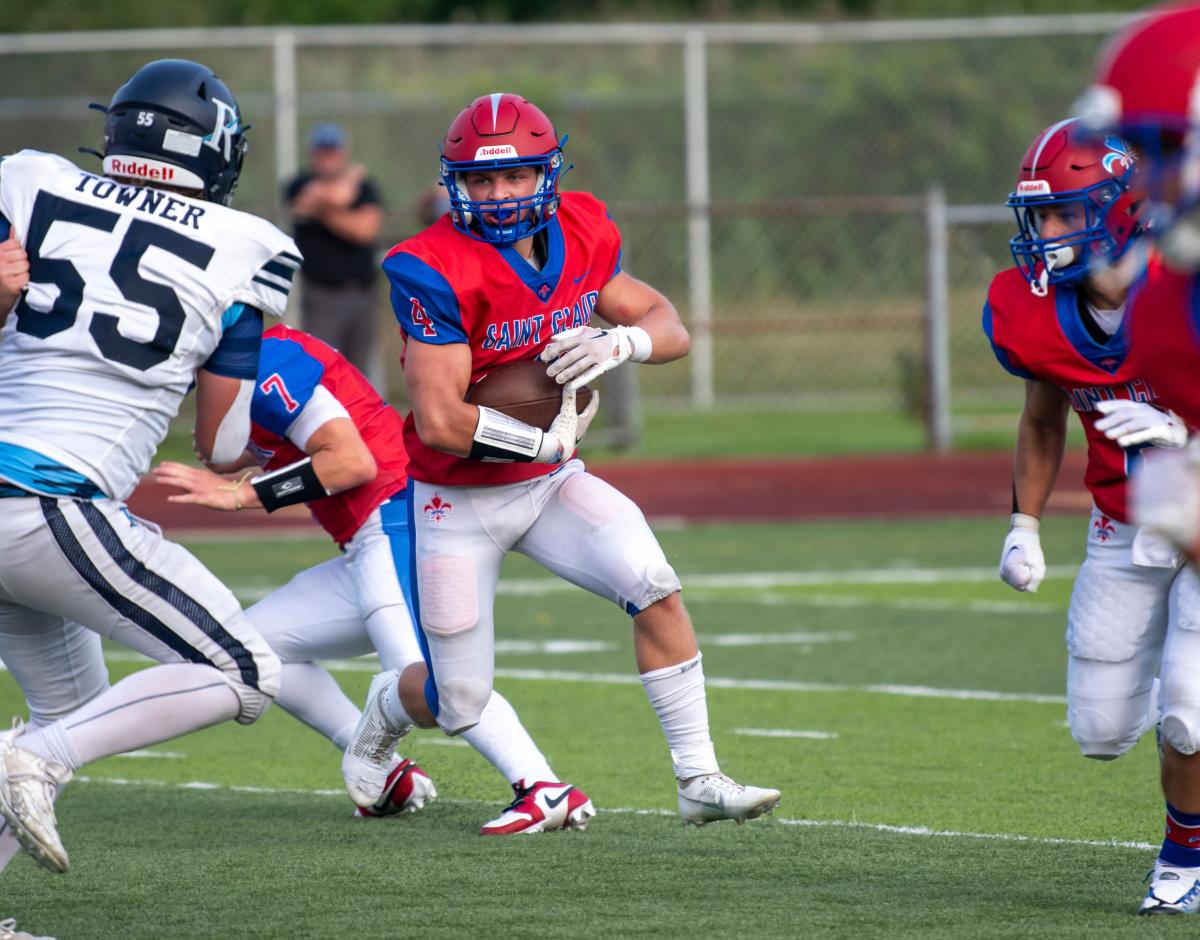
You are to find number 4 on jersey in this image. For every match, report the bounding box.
[410,297,436,337]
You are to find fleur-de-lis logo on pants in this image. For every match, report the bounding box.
[424,495,453,524]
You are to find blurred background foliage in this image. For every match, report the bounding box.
[1,0,1156,31]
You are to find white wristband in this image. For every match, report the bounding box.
[626,325,653,363]
[1010,512,1040,532]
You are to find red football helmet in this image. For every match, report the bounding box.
[1077,2,1200,267]
[1007,118,1144,295]
[438,93,568,245]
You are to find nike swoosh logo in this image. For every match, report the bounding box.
[573,270,589,284]
[543,787,573,809]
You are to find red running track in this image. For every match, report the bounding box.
[127,450,1092,532]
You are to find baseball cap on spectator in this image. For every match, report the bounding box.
[309,123,347,150]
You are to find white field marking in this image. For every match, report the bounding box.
[71,650,1068,704]
[409,737,470,747]
[722,593,1062,615]
[734,728,839,740]
[700,631,855,646]
[494,639,615,654]
[225,564,1082,606]
[117,750,186,760]
[72,774,1155,853]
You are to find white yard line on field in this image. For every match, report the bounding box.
[731,593,1061,615]
[227,564,1079,606]
[12,650,1066,704]
[116,750,186,760]
[734,728,839,740]
[72,773,1155,853]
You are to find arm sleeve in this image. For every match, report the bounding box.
[0,214,9,241]
[382,251,469,345]
[982,302,1036,380]
[252,336,326,437]
[283,384,351,452]
[203,304,263,379]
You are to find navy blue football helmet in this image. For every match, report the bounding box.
[97,59,249,206]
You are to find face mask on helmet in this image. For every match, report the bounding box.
[1007,118,1143,296]
[91,58,249,207]
[1075,3,1200,271]
[438,93,571,246]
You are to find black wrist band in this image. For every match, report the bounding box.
[251,457,327,512]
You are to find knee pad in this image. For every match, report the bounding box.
[418,555,479,637]
[1162,704,1200,756]
[434,677,491,736]
[1068,703,1146,760]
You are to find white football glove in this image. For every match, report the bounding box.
[1094,399,1188,449]
[999,513,1046,593]
[534,387,601,463]
[540,325,651,390]
[1131,440,1200,551]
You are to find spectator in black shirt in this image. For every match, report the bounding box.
[285,124,384,379]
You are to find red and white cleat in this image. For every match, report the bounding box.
[479,780,595,836]
[353,758,436,818]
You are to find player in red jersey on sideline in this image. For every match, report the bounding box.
[1069,2,1200,914]
[984,115,1200,915]
[155,323,579,832]
[339,93,780,831]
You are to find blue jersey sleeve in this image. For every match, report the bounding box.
[252,335,326,436]
[0,211,10,241]
[982,302,1035,380]
[382,251,468,345]
[203,304,263,379]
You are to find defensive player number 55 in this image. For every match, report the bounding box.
[14,189,214,370]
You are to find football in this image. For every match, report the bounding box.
[464,358,592,431]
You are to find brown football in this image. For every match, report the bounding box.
[464,358,592,432]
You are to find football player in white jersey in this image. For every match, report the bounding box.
[0,59,302,877]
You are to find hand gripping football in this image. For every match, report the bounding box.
[464,359,593,432]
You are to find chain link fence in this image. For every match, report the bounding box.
[0,16,1130,450]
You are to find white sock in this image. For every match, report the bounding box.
[275,663,362,749]
[462,691,555,786]
[18,664,240,767]
[640,653,719,780]
[381,675,415,731]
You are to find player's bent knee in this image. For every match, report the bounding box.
[224,646,282,725]
[418,555,479,637]
[1162,705,1200,756]
[1068,704,1142,760]
[434,677,491,736]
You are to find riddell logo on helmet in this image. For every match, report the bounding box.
[108,158,175,181]
[1017,180,1052,195]
[475,145,518,159]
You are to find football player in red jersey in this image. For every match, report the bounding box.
[985,117,1200,915]
[340,93,780,831]
[155,324,581,833]
[1070,2,1200,914]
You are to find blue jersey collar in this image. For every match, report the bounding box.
[495,214,565,303]
[1055,285,1128,374]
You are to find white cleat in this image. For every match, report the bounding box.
[0,725,72,874]
[677,772,781,827]
[0,917,56,939]
[1139,863,1200,915]
[341,671,411,808]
